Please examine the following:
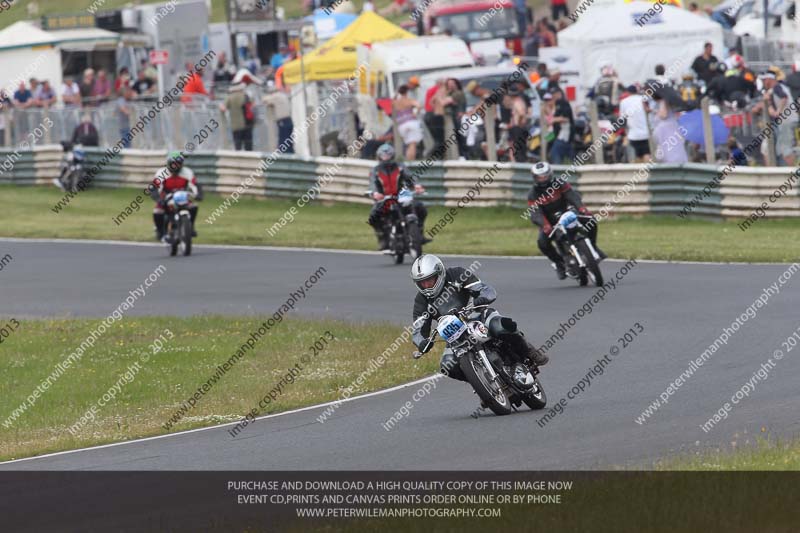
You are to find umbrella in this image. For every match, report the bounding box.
[677,109,730,148]
[644,80,684,110]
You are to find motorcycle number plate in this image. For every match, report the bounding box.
[558,211,578,229]
[437,315,466,343]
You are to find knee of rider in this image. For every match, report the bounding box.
[537,239,549,253]
[500,316,518,333]
[486,315,504,336]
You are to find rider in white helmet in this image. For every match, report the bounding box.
[410,254,547,388]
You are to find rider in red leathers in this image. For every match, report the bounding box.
[150,151,200,242]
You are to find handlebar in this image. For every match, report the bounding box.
[410,303,489,359]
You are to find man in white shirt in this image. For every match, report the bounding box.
[618,85,651,162]
[61,77,81,106]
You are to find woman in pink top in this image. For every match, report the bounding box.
[91,69,112,104]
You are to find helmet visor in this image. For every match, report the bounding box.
[416,273,440,291]
[534,172,551,184]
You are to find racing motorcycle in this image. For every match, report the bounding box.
[53,142,86,193]
[371,189,423,265]
[164,190,193,257]
[548,208,603,287]
[415,304,547,416]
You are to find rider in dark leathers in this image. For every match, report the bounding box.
[367,143,429,251]
[527,162,604,279]
[410,254,548,386]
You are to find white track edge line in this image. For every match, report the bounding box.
[0,237,791,266]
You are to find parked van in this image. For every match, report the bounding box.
[358,36,474,98]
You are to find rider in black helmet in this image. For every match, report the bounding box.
[367,143,430,252]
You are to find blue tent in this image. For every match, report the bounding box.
[678,109,730,148]
[306,9,357,41]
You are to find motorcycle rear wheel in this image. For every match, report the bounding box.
[460,352,512,416]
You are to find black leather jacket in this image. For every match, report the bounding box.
[412,266,497,351]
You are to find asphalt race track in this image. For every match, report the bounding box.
[1,239,798,470]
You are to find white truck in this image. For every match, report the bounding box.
[357,36,475,99]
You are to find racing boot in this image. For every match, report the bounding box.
[375,229,390,253]
[552,261,567,280]
[153,213,166,242]
[504,331,549,367]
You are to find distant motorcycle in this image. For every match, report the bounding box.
[415,303,546,416]
[548,209,604,287]
[53,142,86,193]
[164,190,194,257]
[371,189,424,264]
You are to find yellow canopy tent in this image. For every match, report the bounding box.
[282,11,414,86]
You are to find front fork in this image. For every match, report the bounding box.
[477,349,500,382]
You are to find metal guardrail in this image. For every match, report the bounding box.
[2,145,798,219]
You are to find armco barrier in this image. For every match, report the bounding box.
[1,146,798,218]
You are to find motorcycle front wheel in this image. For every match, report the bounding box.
[68,171,79,193]
[179,213,192,256]
[521,376,547,410]
[406,220,422,260]
[576,240,603,287]
[460,352,512,416]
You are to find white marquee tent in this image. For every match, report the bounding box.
[0,21,121,100]
[0,22,62,97]
[557,1,725,95]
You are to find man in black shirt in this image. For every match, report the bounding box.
[131,70,155,98]
[550,87,574,164]
[691,42,720,85]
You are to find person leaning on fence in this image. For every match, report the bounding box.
[79,69,95,106]
[394,84,423,161]
[92,69,113,105]
[220,82,253,151]
[34,80,56,108]
[13,81,33,109]
[263,80,294,153]
[61,77,82,107]
[71,114,99,147]
[181,64,209,103]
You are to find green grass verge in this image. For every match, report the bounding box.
[653,437,800,470]
[3,184,799,262]
[3,315,799,471]
[0,316,429,461]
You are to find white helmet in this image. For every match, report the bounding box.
[410,254,446,298]
[531,161,552,186]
